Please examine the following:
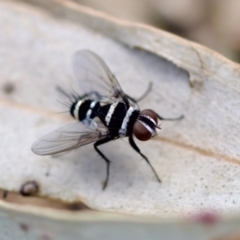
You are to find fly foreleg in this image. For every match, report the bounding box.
[129,135,161,183]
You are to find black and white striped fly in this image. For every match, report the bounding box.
[32,50,183,189]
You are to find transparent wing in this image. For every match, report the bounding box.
[32,122,107,155]
[72,50,126,103]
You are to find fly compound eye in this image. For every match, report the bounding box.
[133,109,158,141]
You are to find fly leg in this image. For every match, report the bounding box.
[156,113,184,121]
[126,82,152,103]
[125,83,184,121]
[94,136,115,190]
[129,135,161,183]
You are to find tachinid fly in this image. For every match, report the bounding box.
[32,50,183,189]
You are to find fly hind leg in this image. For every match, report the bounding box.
[94,136,114,190]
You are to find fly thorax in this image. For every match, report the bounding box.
[119,107,139,137]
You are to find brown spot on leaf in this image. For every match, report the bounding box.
[19,223,29,232]
[20,180,39,197]
[191,211,219,225]
[2,82,15,94]
[66,201,91,211]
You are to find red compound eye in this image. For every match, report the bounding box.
[133,109,158,141]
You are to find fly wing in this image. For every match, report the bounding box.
[32,122,107,155]
[72,50,126,103]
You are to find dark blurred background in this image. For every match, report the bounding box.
[74,0,240,63]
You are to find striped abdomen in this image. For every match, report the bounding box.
[70,99,100,121]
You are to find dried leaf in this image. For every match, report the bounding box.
[1,1,240,239]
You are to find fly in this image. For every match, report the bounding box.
[32,50,183,189]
